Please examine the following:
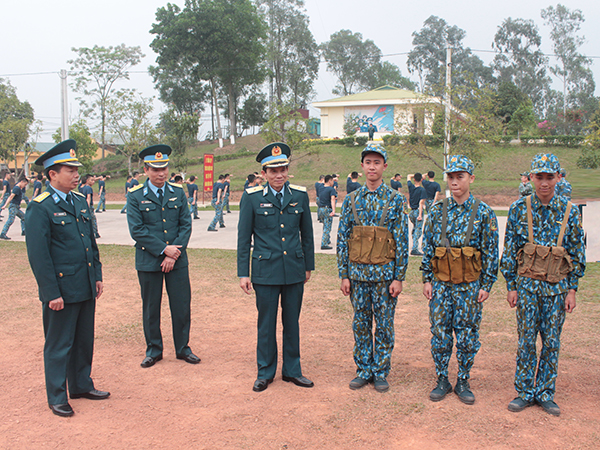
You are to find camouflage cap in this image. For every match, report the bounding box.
[530,153,560,174]
[361,144,387,162]
[445,155,474,175]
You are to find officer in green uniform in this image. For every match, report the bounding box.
[237,142,315,392]
[25,139,109,417]
[127,145,200,368]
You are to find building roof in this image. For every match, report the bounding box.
[312,86,440,108]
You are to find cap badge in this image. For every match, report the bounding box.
[541,155,548,161]
[155,152,163,160]
[70,149,76,157]
[451,156,457,162]
[272,146,282,156]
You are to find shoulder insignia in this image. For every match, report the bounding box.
[130,184,144,192]
[33,192,50,203]
[246,186,263,194]
[72,191,84,197]
[289,184,307,192]
[168,182,183,189]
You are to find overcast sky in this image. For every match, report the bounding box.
[1,0,598,142]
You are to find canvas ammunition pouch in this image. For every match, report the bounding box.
[431,198,482,284]
[516,195,573,283]
[348,190,397,265]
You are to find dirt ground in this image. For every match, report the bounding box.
[0,243,598,450]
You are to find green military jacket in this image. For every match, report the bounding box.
[127,180,192,272]
[25,187,102,303]
[237,182,315,285]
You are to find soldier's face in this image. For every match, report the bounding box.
[361,154,387,183]
[262,166,288,191]
[446,171,474,202]
[521,175,529,183]
[531,172,558,202]
[144,166,168,188]
[50,165,80,193]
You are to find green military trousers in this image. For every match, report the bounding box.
[137,267,192,358]
[42,298,96,405]
[253,282,304,380]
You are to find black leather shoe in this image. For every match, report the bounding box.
[349,377,371,390]
[71,389,110,400]
[141,354,163,368]
[455,378,475,405]
[49,403,74,417]
[282,375,314,388]
[373,377,389,392]
[430,376,453,402]
[176,353,201,364]
[253,378,273,392]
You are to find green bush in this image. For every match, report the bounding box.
[577,148,600,169]
[343,136,355,146]
[355,136,368,146]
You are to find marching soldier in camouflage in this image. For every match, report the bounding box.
[555,168,572,200]
[127,145,200,369]
[518,172,533,198]
[421,155,499,405]
[25,140,109,417]
[337,144,409,393]
[237,142,315,393]
[501,153,585,417]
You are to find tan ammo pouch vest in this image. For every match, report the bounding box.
[516,195,573,283]
[348,190,397,265]
[431,198,482,284]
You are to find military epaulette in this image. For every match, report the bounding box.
[289,184,307,192]
[130,184,144,192]
[72,191,84,197]
[168,182,183,189]
[33,192,50,203]
[246,186,263,194]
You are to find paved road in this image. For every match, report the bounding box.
[4,202,597,262]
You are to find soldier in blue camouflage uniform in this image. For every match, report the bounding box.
[337,144,409,393]
[555,168,572,200]
[421,155,499,405]
[318,174,337,250]
[518,172,533,197]
[501,153,585,417]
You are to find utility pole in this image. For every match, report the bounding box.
[60,70,69,141]
[443,47,452,172]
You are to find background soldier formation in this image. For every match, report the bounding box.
[20,139,585,418]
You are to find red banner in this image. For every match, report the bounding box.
[203,154,214,192]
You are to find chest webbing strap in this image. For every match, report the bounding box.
[440,197,481,248]
[350,190,398,226]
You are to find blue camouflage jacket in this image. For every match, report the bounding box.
[500,193,585,295]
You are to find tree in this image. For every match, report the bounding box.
[238,91,268,135]
[105,90,158,175]
[261,104,309,150]
[150,0,266,140]
[69,44,144,158]
[508,101,537,138]
[53,120,99,173]
[494,81,530,126]
[361,61,415,92]
[257,0,319,109]
[407,16,494,99]
[149,62,209,115]
[0,79,34,168]
[541,4,596,127]
[321,29,381,96]
[159,108,199,172]
[492,17,551,117]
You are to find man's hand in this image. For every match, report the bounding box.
[565,289,577,313]
[164,245,182,260]
[389,280,403,297]
[49,297,64,311]
[96,281,103,300]
[477,289,489,303]
[423,282,432,300]
[507,290,518,308]
[304,271,312,284]
[161,256,176,273]
[340,278,351,296]
[240,277,252,294]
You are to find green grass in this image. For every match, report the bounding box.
[87,136,599,200]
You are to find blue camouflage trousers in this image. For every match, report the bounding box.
[188,197,199,218]
[223,192,230,213]
[1,204,25,236]
[208,198,224,229]
[320,207,332,247]
[429,280,482,379]
[350,280,398,380]
[408,208,423,252]
[514,289,567,403]
[0,193,9,212]
[95,192,106,212]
